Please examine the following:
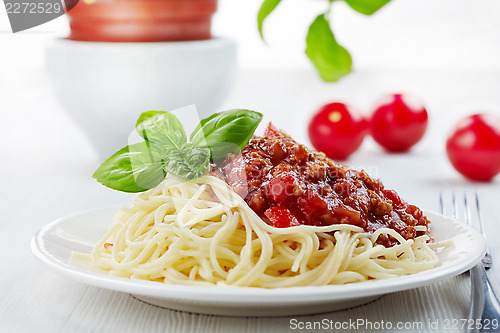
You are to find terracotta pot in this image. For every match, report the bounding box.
[67,0,217,42]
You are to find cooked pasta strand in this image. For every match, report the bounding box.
[87,175,442,288]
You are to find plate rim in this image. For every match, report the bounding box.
[31,205,486,305]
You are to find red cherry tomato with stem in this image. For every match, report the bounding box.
[370,93,428,152]
[308,102,368,160]
[446,113,500,182]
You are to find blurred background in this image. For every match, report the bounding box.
[2,0,500,70]
[1,0,500,209]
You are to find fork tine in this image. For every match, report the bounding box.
[464,192,471,225]
[452,191,465,221]
[474,191,492,269]
[439,191,445,214]
[475,191,485,234]
[440,191,453,216]
[452,191,457,219]
[452,190,466,221]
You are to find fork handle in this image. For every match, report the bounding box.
[468,264,500,333]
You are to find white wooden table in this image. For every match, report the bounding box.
[1,68,499,332]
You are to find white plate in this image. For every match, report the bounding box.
[31,206,486,317]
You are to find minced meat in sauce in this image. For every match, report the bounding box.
[212,123,430,247]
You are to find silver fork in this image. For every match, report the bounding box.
[440,191,500,333]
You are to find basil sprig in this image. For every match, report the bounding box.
[93,109,263,192]
[257,0,282,40]
[258,0,390,82]
[344,0,390,15]
[190,109,263,162]
[305,14,352,82]
[92,142,166,193]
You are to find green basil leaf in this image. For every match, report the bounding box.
[135,111,167,129]
[257,0,283,40]
[93,142,166,193]
[136,111,187,150]
[164,145,210,181]
[190,109,263,162]
[305,14,352,82]
[344,0,390,15]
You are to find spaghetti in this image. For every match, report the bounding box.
[89,175,439,288]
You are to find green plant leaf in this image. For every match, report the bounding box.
[305,14,352,82]
[94,109,263,192]
[190,109,263,162]
[164,145,211,181]
[136,111,187,150]
[135,111,167,129]
[92,142,166,193]
[257,0,283,40]
[344,0,390,15]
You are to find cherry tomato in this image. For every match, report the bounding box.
[67,0,216,42]
[370,93,428,152]
[308,102,368,160]
[446,113,500,182]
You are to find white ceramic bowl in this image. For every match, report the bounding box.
[46,38,237,159]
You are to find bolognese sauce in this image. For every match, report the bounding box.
[213,123,430,247]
